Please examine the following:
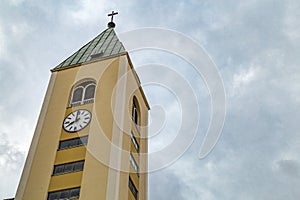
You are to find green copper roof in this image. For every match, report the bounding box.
[52,28,126,71]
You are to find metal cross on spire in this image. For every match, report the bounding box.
[108,11,118,22]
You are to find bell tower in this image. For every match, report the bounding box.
[15,14,149,200]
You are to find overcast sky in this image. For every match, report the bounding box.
[1,0,300,199]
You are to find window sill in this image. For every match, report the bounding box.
[52,169,83,176]
[68,99,94,108]
[58,144,86,151]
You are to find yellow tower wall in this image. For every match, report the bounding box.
[16,54,149,200]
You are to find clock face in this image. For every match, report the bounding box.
[63,109,92,133]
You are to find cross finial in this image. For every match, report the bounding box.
[108,11,118,22]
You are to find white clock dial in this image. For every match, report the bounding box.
[63,109,92,132]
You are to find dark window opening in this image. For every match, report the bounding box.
[129,177,138,200]
[131,132,139,153]
[53,160,84,175]
[130,153,139,173]
[132,102,139,125]
[48,187,80,200]
[58,136,88,150]
[72,87,84,103]
[84,84,96,100]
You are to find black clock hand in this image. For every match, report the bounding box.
[75,110,80,122]
[65,121,75,128]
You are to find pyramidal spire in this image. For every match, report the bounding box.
[52,23,125,71]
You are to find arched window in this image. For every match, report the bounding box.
[84,84,96,100]
[72,87,84,103]
[70,80,96,107]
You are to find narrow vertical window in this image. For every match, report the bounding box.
[130,153,139,173]
[132,98,140,126]
[129,177,138,200]
[131,132,139,153]
[133,105,138,125]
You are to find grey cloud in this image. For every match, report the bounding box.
[149,169,194,200]
[276,159,300,178]
[0,133,24,169]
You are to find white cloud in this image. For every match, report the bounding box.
[283,1,300,41]
[10,22,34,40]
[67,0,115,26]
[5,0,25,7]
[0,27,6,56]
[0,133,25,199]
[233,66,257,86]
[232,65,259,95]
